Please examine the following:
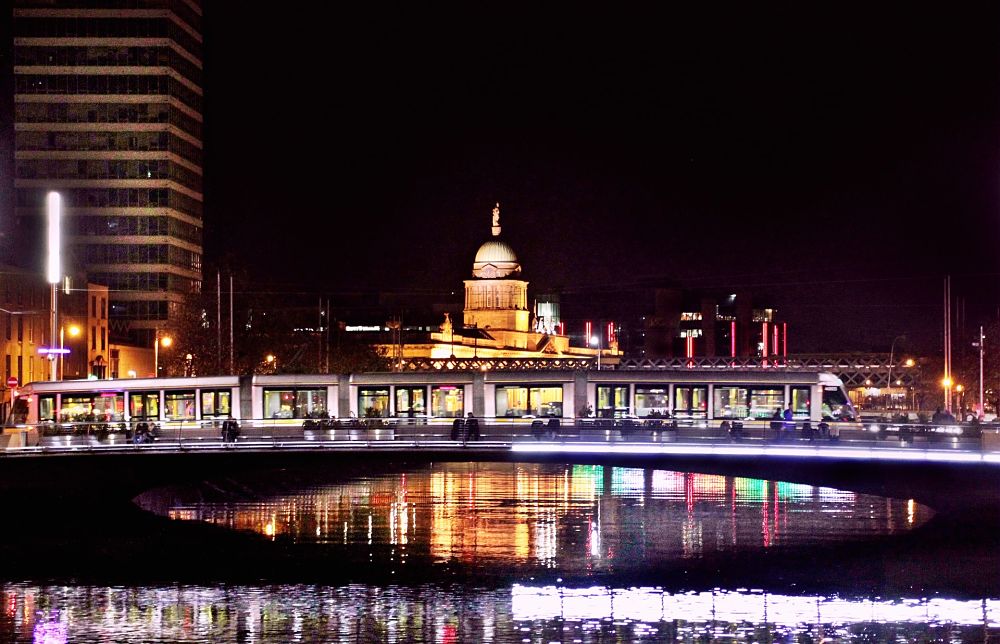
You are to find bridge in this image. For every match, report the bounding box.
[3,419,1000,517]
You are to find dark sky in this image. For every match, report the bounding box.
[201,6,1000,355]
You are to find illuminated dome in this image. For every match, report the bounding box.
[475,239,518,265]
[473,239,521,278]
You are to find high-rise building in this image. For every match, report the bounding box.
[12,0,204,346]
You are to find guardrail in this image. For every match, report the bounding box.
[2,417,997,455]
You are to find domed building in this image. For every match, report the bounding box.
[394,204,619,364]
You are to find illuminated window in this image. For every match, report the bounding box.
[358,387,389,418]
[680,312,703,321]
[430,385,464,418]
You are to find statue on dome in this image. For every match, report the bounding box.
[491,202,501,237]
[440,312,453,336]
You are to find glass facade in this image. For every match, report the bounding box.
[265,388,327,419]
[495,386,563,418]
[430,385,464,418]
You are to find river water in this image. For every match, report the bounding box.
[3,462,998,642]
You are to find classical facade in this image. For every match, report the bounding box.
[391,205,619,364]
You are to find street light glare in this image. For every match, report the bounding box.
[67,325,81,337]
[45,191,61,285]
[161,336,173,348]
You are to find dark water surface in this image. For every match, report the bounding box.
[5,463,999,642]
[139,462,931,573]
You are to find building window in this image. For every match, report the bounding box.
[101,297,106,319]
[91,295,96,317]
[100,327,106,351]
[92,326,97,350]
[17,317,23,342]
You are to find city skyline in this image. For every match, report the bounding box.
[199,6,1000,356]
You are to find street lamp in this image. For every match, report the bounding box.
[591,335,601,371]
[154,332,172,377]
[59,323,81,380]
[46,191,61,381]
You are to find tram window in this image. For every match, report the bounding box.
[395,387,426,417]
[495,385,563,417]
[713,386,748,419]
[129,392,159,421]
[61,393,123,423]
[822,386,855,421]
[9,397,28,424]
[358,388,389,418]
[164,391,196,420]
[430,385,464,418]
[791,387,811,418]
[39,394,55,422]
[596,385,629,418]
[201,389,231,418]
[674,386,708,418]
[748,388,783,419]
[635,386,669,417]
[266,388,328,419]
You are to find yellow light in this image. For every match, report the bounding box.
[265,354,275,363]
[956,384,964,392]
[941,377,953,388]
[904,358,915,367]
[67,325,81,337]
[160,336,173,348]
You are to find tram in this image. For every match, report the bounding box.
[8,369,856,429]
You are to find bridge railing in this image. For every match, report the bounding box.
[3,416,998,453]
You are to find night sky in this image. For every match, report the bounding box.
[202,6,1000,355]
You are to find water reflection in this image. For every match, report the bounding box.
[1,583,997,643]
[140,463,931,572]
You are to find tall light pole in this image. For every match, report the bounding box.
[60,323,80,380]
[977,325,985,418]
[154,331,172,377]
[46,192,61,381]
[886,334,905,410]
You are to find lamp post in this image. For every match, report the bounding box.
[46,191,61,382]
[154,331,172,378]
[886,334,905,411]
[591,335,601,371]
[60,323,80,380]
